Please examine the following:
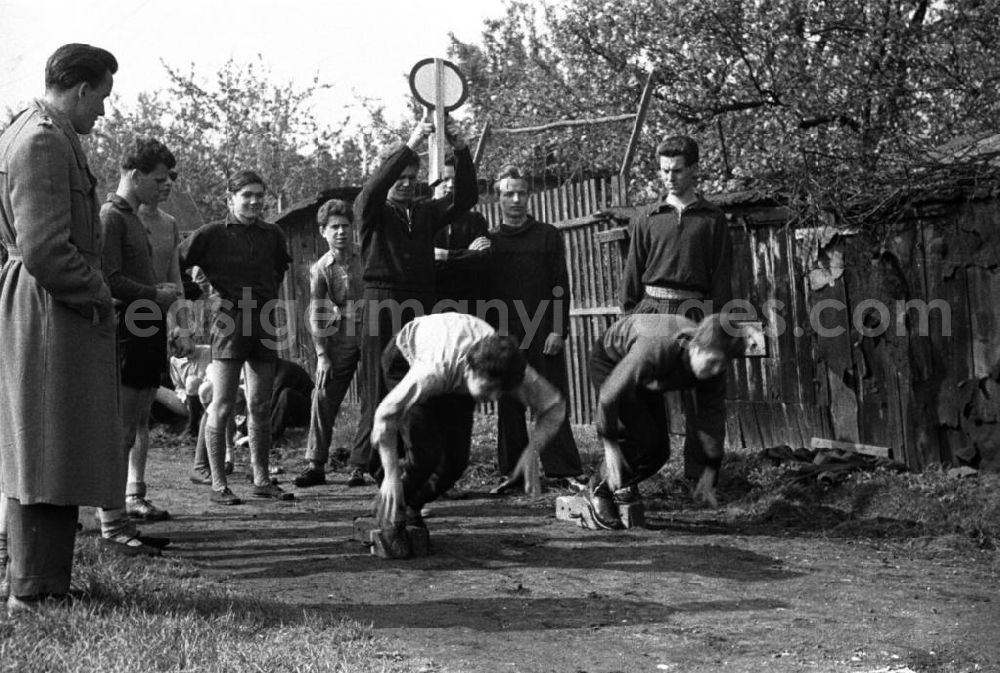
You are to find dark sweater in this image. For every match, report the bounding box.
[486,216,571,347]
[354,145,477,294]
[590,313,726,456]
[621,196,732,312]
[434,209,490,305]
[178,213,291,305]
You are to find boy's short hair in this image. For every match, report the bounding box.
[316,198,353,227]
[228,169,266,194]
[45,43,118,91]
[121,137,176,173]
[690,314,745,357]
[494,165,528,194]
[466,334,527,391]
[656,135,700,166]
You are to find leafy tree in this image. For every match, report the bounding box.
[85,57,385,223]
[451,0,1000,225]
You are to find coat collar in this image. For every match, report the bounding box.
[33,99,89,170]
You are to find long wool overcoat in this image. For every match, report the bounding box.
[0,100,124,507]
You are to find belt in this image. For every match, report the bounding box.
[644,285,704,301]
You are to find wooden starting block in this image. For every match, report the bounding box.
[555,494,646,530]
[556,495,589,521]
[620,502,645,529]
[357,516,432,559]
[353,516,378,543]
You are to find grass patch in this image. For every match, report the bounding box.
[0,535,426,673]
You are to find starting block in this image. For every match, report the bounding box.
[356,516,432,559]
[353,516,378,543]
[555,494,646,530]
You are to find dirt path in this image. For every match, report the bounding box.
[117,444,999,673]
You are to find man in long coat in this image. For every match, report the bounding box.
[0,44,123,611]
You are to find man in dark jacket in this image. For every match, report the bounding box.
[348,118,477,486]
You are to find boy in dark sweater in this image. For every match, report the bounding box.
[620,135,734,483]
[485,166,583,493]
[587,313,744,528]
[350,119,478,485]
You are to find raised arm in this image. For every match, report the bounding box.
[425,120,477,231]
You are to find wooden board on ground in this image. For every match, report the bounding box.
[810,437,891,459]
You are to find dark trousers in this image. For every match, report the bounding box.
[589,343,671,487]
[5,498,78,598]
[497,343,582,478]
[630,295,716,479]
[270,388,310,439]
[351,288,432,472]
[306,328,362,464]
[381,341,476,509]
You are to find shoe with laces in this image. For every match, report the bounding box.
[293,467,326,488]
[189,469,212,485]
[210,487,242,506]
[126,497,170,521]
[586,482,623,530]
[252,483,294,501]
[346,467,366,487]
[135,533,171,549]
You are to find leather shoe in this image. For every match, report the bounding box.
[136,534,171,549]
[346,467,366,487]
[252,483,294,501]
[586,482,623,530]
[210,487,242,506]
[293,467,326,488]
[189,469,212,485]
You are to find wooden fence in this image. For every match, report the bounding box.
[276,180,1000,469]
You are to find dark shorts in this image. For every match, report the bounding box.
[210,307,280,362]
[119,315,168,389]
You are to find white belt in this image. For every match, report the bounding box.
[644,285,704,300]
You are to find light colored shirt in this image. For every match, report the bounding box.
[170,344,213,399]
[138,205,181,285]
[371,313,563,448]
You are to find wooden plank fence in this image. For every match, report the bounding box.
[276,177,1000,470]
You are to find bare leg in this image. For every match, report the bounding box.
[126,387,158,498]
[243,359,276,487]
[206,360,243,492]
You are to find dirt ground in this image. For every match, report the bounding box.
[99,428,1000,673]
